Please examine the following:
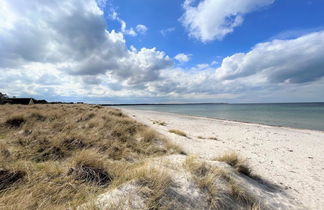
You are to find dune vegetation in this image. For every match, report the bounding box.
[0,104,301,210]
[152,120,167,126]
[184,156,261,210]
[0,104,182,209]
[169,129,187,137]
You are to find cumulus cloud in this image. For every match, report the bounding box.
[110,9,137,36]
[180,0,275,42]
[160,27,176,36]
[0,0,172,88]
[136,24,148,34]
[215,31,324,83]
[145,31,324,99]
[174,53,192,63]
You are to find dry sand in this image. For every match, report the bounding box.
[120,108,324,210]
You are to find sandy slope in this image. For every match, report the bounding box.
[120,108,324,210]
[82,154,304,210]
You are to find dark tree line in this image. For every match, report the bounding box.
[0,92,8,104]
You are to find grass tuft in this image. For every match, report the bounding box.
[68,165,112,186]
[5,115,26,128]
[169,129,187,137]
[215,152,252,176]
[61,137,87,150]
[185,156,260,209]
[137,167,172,209]
[0,169,26,191]
[0,142,10,159]
[30,112,47,121]
[141,128,158,143]
[152,120,167,126]
[33,146,65,162]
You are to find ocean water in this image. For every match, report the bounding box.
[119,103,324,131]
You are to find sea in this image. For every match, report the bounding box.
[118,103,324,131]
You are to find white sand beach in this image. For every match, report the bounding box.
[121,108,324,210]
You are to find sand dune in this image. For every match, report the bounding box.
[121,108,324,209]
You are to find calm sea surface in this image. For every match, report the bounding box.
[118,103,324,131]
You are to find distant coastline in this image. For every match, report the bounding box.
[101,102,228,106]
[101,102,324,106]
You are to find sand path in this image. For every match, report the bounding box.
[120,108,324,210]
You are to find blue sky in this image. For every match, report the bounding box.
[1,0,324,103]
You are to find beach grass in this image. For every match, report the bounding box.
[0,104,183,209]
[184,156,260,209]
[215,152,251,176]
[152,120,167,126]
[169,129,187,137]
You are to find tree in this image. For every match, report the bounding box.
[0,92,8,104]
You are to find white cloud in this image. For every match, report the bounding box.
[146,31,324,99]
[109,9,138,36]
[136,24,148,34]
[215,31,324,83]
[0,0,172,97]
[180,0,275,42]
[174,53,192,63]
[125,27,137,36]
[119,20,137,36]
[96,0,108,10]
[211,60,219,66]
[160,27,176,36]
[1,0,324,103]
[195,64,209,69]
[111,10,119,20]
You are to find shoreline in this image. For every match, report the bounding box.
[118,107,324,133]
[119,107,324,209]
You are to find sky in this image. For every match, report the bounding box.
[1,0,324,104]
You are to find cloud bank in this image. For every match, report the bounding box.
[216,32,324,83]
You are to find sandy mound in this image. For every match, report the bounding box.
[81,155,304,210]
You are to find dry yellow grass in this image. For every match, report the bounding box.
[152,120,167,126]
[184,156,260,209]
[79,162,174,210]
[0,104,183,209]
[135,166,172,209]
[169,129,187,137]
[215,152,251,176]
